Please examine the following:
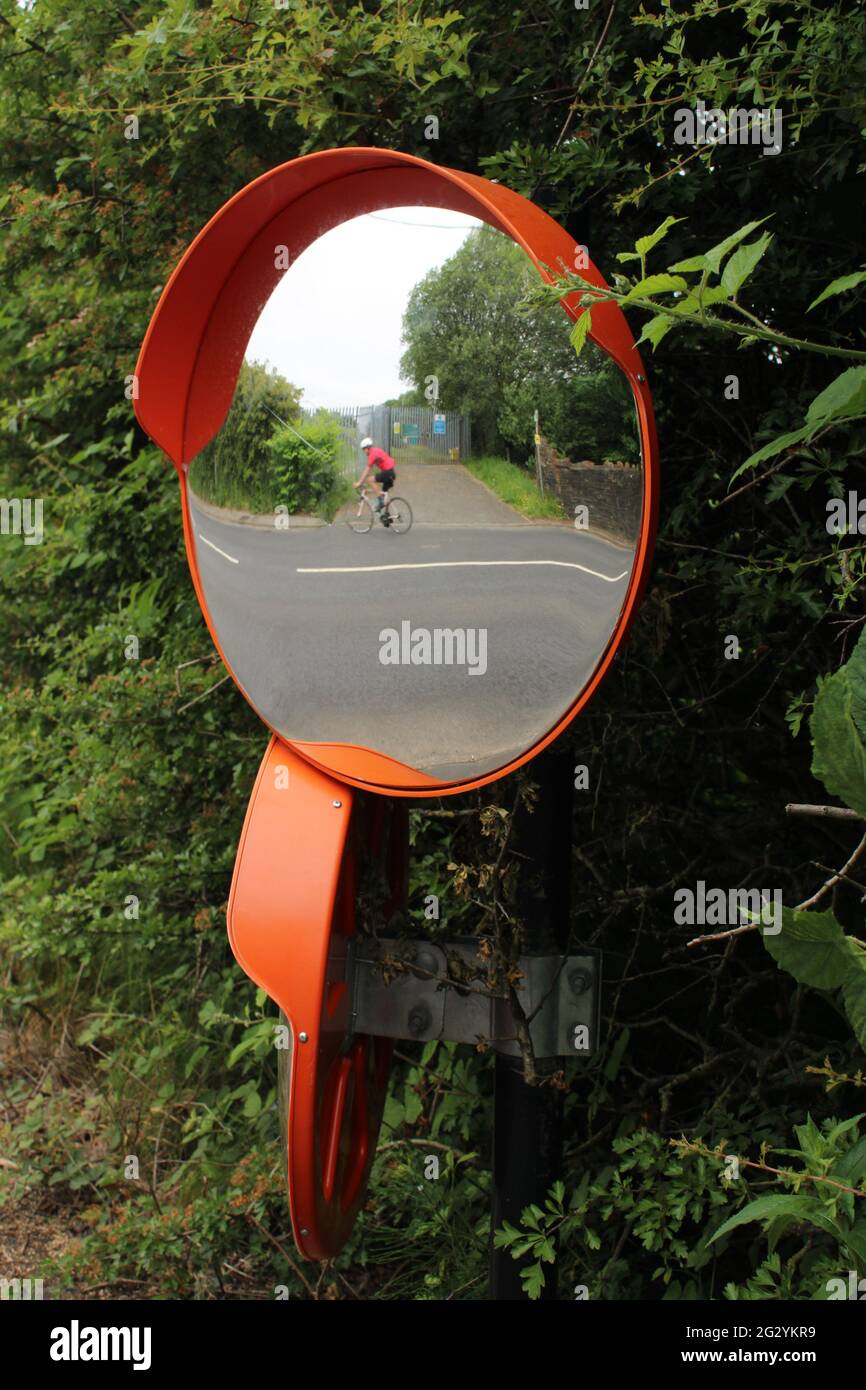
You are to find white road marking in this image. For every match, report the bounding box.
[297,560,629,582]
[198,534,239,564]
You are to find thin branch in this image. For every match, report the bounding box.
[244,1211,317,1299]
[177,673,231,714]
[175,652,218,695]
[687,920,764,948]
[796,830,866,911]
[674,1138,866,1200]
[550,0,617,152]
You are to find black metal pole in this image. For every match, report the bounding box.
[489,749,573,1300]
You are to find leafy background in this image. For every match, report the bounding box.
[1,0,866,1300]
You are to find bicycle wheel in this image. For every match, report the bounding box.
[385,497,412,534]
[346,497,374,533]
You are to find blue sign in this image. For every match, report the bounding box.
[433,414,446,435]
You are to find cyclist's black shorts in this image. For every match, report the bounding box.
[376,469,395,491]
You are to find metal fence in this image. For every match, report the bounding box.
[302,404,471,478]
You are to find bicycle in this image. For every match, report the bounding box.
[346,481,413,534]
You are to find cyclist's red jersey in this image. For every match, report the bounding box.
[367,447,395,471]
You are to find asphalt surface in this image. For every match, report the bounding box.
[189,477,635,781]
[385,461,527,526]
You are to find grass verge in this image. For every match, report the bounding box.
[465,456,566,521]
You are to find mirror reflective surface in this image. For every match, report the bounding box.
[184,209,643,782]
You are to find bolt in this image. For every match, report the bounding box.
[637,373,646,383]
[408,1005,431,1037]
[569,968,592,996]
[332,799,342,808]
[300,1227,309,1237]
[412,949,438,979]
[299,1031,309,1043]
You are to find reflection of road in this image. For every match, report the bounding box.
[385,461,530,526]
[189,493,632,781]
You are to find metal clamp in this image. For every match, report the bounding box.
[349,938,600,1059]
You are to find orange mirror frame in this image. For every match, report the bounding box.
[134,147,659,797]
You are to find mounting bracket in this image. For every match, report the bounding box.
[349,938,601,1059]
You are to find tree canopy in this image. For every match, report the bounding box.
[399,226,637,461]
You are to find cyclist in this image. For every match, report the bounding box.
[354,437,396,513]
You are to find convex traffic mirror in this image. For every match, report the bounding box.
[186,216,643,784]
[134,149,659,796]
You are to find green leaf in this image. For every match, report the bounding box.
[846,627,866,745]
[708,1194,843,1247]
[493,1221,522,1248]
[670,218,770,276]
[844,1221,866,1266]
[242,1090,262,1118]
[634,216,685,258]
[808,269,866,312]
[720,233,773,295]
[667,253,710,274]
[404,1087,423,1125]
[733,366,866,483]
[842,964,866,1056]
[825,1113,866,1147]
[521,1202,545,1230]
[764,906,854,991]
[793,1113,824,1159]
[621,274,688,302]
[763,905,866,1049]
[226,1032,265,1068]
[730,426,811,481]
[805,365,866,427]
[832,1136,866,1186]
[569,308,592,356]
[520,1261,546,1299]
[765,473,797,503]
[382,1095,405,1132]
[677,286,734,315]
[637,313,676,350]
[811,667,866,818]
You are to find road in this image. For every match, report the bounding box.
[188,474,634,781]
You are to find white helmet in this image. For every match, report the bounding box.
[360,436,374,449]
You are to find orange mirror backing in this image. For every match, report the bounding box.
[227,736,406,1259]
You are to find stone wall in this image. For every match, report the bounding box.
[538,438,642,545]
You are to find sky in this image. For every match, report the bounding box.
[245,206,482,410]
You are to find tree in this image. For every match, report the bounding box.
[191,360,302,511]
[400,226,639,460]
[399,226,527,454]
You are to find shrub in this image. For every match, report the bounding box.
[265,413,351,520]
